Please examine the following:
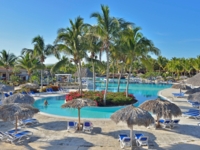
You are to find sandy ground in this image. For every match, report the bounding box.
[0,88,200,150]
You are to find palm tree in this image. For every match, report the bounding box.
[22,36,59,89]
[124,27,160,97]
[0,50,17,81]
[91,5,132,105]
[157,56,168,73]
[54,17,87,95]
[16,53,42,80]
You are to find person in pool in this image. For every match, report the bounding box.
[44,100,48,106]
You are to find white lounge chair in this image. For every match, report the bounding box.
[172,92,184,98]
[82,121,93,132]
[67,121,77,131]
[118,134,131,149]
[6,130,32,144]
[171,119,180,128]
[159,119,172,128]
[19,118,39,127]
[0,131,8,141]
[135,133,148,147]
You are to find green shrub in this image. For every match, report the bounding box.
[65,91,138,106]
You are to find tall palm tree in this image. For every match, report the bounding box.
[22,36,59,89]
[124,27,160,97]
[0,50,17,81]
[91,5,132,105]
[54,17,87,95]
[16,53,42,80]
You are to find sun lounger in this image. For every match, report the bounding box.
[4,93,9,97]
[82,121,93,132]
[6,130,32,144]
[118,134,131,148]
[67,121,77,131]
[170,119,180,128]
[159,119,172,128]
[28,91,40,97]
[172,92,184,97]
[19,118,39,127]
[135,133,148,147]
[0,131,9,141]
[5,129,21,135]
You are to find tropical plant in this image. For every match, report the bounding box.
[22,35,59,89]
[91,5,132,105]
[54,17,88,94]
[16,53,43,80]
[0,50,17,81]
[124,27,160,97]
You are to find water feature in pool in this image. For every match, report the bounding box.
[33,83,172,118]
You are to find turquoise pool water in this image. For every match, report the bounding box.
[33,83,172,118]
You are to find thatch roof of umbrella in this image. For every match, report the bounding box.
[136,73,143,77]
[110,105,154,128]
[0,84,14,92]
[185,87,200,94]
[2,93,35,105]
[74,68,93,77]
[19,83,39,89]
[0,103,39,121]
[62,98,97,109]
[186,73,200,86]
[188,92,200,103]
[171,84,186,89]
[139,98,182,119]
[166,76,173,79]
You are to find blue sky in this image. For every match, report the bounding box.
[0,0,200,64]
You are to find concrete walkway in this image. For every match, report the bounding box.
[0,88,200,150]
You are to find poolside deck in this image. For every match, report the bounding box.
[0,88,200,150]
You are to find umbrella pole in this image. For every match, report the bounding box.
[157,115,160,128]
[130,126,133,149]
[15,116,18,133]
[78,108,80,130]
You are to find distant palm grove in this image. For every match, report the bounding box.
[1,5,199,105]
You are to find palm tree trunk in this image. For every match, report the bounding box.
[78,61,83,95]
[126,65,132,97]
[117,71,121,92]
[92,61,95,91]
[5,68,9,81]
[41,69,43,90]
[103,49,110,105]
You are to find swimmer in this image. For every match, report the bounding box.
[44,100,48,106]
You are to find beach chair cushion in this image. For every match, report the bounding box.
[118,134,128,141]
[135,133,144,139]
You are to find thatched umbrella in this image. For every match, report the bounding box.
[2,93,35,105]
[110,105,154,149]
[185,87,200,94]
[0,103,39,133]
[166,76,173,79]
[139,98,182,127]
[186,73,200,86]
[19,83,39,89]
[61,98,97,130]
[0,84,14,100]
[188,92,200,103]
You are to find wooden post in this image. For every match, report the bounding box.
[78,108,80,130]
[130,126,133,150]
[15,116,18,133]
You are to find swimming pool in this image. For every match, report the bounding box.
[33,83,172,118]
